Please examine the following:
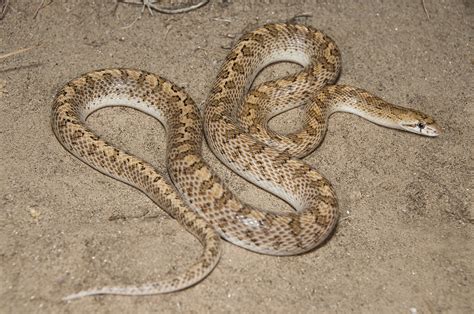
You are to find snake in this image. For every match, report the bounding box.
[51,23,440,300]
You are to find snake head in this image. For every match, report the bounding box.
[399,111,441,137]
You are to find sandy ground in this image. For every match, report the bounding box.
[0,0,472,313]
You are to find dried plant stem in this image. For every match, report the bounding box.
[0,46,35,60]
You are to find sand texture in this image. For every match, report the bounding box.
[0,0,472,313]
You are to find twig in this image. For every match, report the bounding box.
[0,0,8,20]
[0,62,43,74]
[33,0,52,19]
[0,46,35,60]
[287,12,313,24]
[117,0,209,15]
[0,79,7,97]
[119,14,142,29]
[213,17,232,23]
[164,24,172,41]
[339,216,352,222]
[421,0,430,19]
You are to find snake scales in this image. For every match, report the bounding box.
[51,24,440,300]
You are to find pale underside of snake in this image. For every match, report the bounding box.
[51,24,440,300]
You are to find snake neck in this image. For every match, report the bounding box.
[323,85,407,130]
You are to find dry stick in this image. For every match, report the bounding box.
[163,24,172,41]
[0,46,35,60]
[287,12,313,24]
[117,0,209,15]
[119,15,142,29]
[146,0,209,14]
[33,0,53,19]
[116,0,207,28]
[421,0,430,19]
[0,0,9,19]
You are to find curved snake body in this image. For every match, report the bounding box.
[52,24,439,300]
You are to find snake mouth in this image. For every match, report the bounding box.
[400,122,441,137]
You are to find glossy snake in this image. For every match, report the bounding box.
[51,24,440,300]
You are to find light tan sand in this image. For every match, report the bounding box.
[0,0,472,312]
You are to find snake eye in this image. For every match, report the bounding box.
[417,122,425,130]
